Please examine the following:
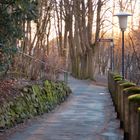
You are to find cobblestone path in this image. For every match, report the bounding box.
[8,76,123,140]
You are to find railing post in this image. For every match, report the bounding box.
[64,71,68,84]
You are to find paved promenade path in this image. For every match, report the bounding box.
[8,76,123,140]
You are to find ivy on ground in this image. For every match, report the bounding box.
[0,80,71,130]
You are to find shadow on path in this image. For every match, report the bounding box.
[7,76,123,140]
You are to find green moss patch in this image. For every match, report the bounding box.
[123,87,140,94]
[117,80,129,84]
[128,94,140,104]
[113,74,123,81]
[0,80,71,130]
[114,77,123,81]
[120,82,136,88]
[111,72,120,77]
[113,74,122,79]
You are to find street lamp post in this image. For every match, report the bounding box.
[114,11,132,79]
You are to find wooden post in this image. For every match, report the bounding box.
[118,83,135,128]
[117,85,124,124]
[128,94,140,140]
[123,87,140,140]
[138,108,140,140]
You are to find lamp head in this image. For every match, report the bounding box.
[114,11,132,31]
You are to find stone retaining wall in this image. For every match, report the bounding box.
[108,71,140,140]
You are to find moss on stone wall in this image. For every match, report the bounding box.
[120,82,136,88]
[123,87,140,94]
[0,80,71,129]
[128,94,140,104]
[113,74,123,81]
[117,80,128,84]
